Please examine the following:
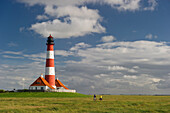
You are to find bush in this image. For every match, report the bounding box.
[0,89,5,93]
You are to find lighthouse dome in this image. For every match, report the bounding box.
[46,35,54,45]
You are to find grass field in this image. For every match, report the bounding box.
[0,92,169,113]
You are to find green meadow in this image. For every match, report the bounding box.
[0,92,169,113]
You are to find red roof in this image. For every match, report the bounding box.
[30,77,55,89]
[55,79,69,90]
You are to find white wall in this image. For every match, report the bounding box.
[30,86,49,90]
[29,86,76,93]
[52,87,76,93]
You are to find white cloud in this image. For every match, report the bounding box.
[18,0,106,38]
[0,62,45,90]
[60,40,170,94]
[144,0,157,11]
[99,0,157,11]
[18,0,158,38]
[70,42,91,51]
[108,66,137,73]
[94,74,109,78]
[1,40,170,94]
[73,40,170,66]
[101,35,116,42]
[151,78,161,83]
[104,73,162,91]
[36,15,49,20]
[18,0,157,11]
[133,66,139,69]
[0,50,48,90]
[145,33,158,39]
[103,0,141,11]
[45,5,100,19]
[120,74,162,89]
[30,6,105,38]
[145,34,153,39]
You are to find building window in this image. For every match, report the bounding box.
[37,82,40,84]
[35,87,37,90]
[41,87,43,90]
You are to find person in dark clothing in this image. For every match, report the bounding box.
[94,94,96,101]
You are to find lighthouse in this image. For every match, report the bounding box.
[29,35,76,92]
[45,35,56,89]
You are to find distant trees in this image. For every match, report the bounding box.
[0,89,5,93]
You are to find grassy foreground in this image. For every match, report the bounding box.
[0,93,169,113]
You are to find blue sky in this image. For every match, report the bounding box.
[0,0,170,94]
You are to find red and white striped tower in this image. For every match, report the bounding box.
[45,35,56,89]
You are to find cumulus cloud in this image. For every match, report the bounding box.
[60,40,170,94]
[0,51,48,90]
[0,62,45,90]
[18,0,157,38]
[101,35,116,42]
[72,40,170,66]
[1,40,170,94]
[30,6,105,38]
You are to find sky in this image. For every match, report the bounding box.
[0,0,170,95]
